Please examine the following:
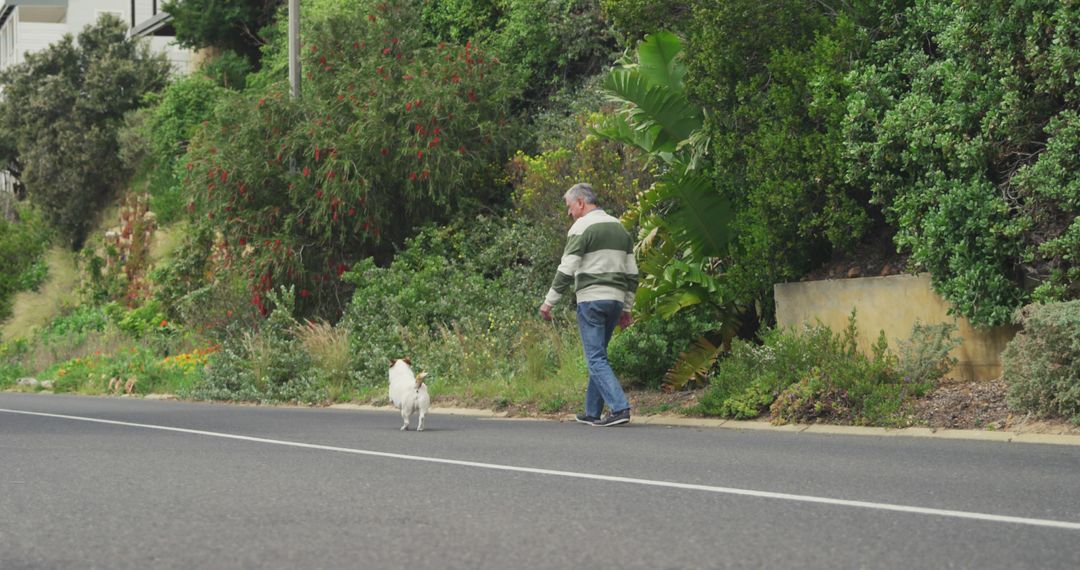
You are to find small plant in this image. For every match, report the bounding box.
[1003,301,1080,423]
[770,367,855,425]
[295,319,352,402]
[189,286,324,404]
[698,311,928,426]
[539,395,568,414]
[896,321,961,384]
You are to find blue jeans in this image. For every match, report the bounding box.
[577,300,630,417]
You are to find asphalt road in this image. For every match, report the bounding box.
[1,392,1079,569]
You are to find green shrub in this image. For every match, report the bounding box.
[844,1,1080,325]
[896,321,961,384]
[342,216,556,386]
[420,0,616,107]
[770,367,855,425]
[608,305,723,389]
[178,0,525,319]
[1003,301,1080,423]
[0,339,30,388]
[0,206,51,321]
[698,313,933,426]
[0,14,170,248]
[189,287,325,404]
[121,73,229,223]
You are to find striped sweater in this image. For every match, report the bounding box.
[544,208,638,310]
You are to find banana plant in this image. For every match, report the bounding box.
[595,31,739,391]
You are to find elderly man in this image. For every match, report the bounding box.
[539,183,638,427]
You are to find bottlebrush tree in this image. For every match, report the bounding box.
[179,0,521,319]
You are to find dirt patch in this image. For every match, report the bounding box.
[913,378,1080,435]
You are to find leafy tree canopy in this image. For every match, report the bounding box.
[0,14,170,248]
[162,0,284,66]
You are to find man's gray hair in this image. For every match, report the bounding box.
[564,183,597,204]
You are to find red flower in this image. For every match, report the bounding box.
[405,102,412,111]
[403,75,413,81]
[380,148,389,157]
[368,14,376,22]
[391,37,399,44]
[353,41,360,49]
[315,190,323,199]
[417,150,424,159]
[257,98,266,108]
[348,208,356,216]
[300,289,311,298]
[409,172,417,180]
[160,320,168,328]
[383,47,391,55]
[303,166,311,177]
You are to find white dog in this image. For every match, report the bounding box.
[388,359,430,431]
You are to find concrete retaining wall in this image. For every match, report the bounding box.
[774,273,1017,381]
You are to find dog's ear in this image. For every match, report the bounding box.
[389,358,397,367]
[403,357,412,366]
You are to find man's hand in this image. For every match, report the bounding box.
[539,303,553,321]
[619,311,633,329]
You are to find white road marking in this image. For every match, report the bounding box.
[4,407,1079,531]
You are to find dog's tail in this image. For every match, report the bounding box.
[415,371,428,388]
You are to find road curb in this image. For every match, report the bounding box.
[326,403,1080,446]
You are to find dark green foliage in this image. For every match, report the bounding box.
[599,0,690,45]
[0,14,170,248]
[608,304,723,389]
[1003,301,1080,423]
[121,74,230,223]
[162,0,284,66]
[683,2,886,319]
[845,0,1080,324]
[420,0,617,108]
[179,0,523,319]
[341,217,557,384]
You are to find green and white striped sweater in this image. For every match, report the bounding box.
[544,209,638,310]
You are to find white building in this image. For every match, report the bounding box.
[0,0,193,206]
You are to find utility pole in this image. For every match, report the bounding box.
[288,0,300,99]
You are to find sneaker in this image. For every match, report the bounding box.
[593,408,631,427]
[575,413,600,425]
